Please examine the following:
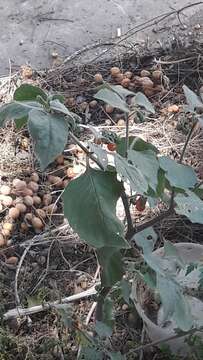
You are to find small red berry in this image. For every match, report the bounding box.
[135,196,147,212]
[107,143,116,151]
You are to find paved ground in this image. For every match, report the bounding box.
[0,0,202,75]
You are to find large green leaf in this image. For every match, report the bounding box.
[15,116,28,129]
[89,143,108,170]
[0,101,42,127]
[79,348,103,360]
[133,227,157,254]
[116,136,158,157]
[28,109,69,170]
[94,88,129,113]
[97,83,135,99]
[175,190,203,224]
[157,274,192,331]
[159,156,197,190]
[109,352,126,360]
[110,84,135,98]
[183,85,203,113]
[97,247,124,286]
[131,92,155,114]
[50,99,71,115]
[14,84,47,101]
[128,149,159,191]
[49,94,65,103]
[63,169,128,249]
[95,321,112,337]
[50,99,82,128]
[115,154,148,194]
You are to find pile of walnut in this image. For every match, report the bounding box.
[94,67,168,97]
[66,66,169,126]
[0,148,84,250]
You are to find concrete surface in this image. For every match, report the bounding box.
[0,0,202,75]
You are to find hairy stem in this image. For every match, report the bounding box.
[121,189,134,238]
[179,120,197,164]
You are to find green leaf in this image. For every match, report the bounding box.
[186,263,197,276]
[109,352,126,360]
[164,241,180,258]
[143,271,156,289]
[157,274,193,331]
[97,83,135,99]
[89,143,108,170]
[110,84,135,98]
[94,88,129,113]
[193,185,203,199]
[26,294,43,307]
[133,227,157,254]
[50,94,65,103]
[95,298,114,335]
[128,149,159,191]
[183,85,203,113]
[164,241,184,268]
[159,156,197,190]
[175,190,203,224]
[0,101,41,127]
[15,116,28,129]
[49,99,71,115]
[116,136,158,157]
[63,168,128,249]
[131,92,155,114]
[50,99,82,128]
[98,247,124,286]
[28,109,69,170]
[115,154,148,194]
[130,137,158,153]
[95,321,112,337]
[79,348,103,360]
[14,84,47,101]
[54,304,73,328]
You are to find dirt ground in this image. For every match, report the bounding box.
[0,0,203,75]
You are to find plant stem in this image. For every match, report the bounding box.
[125,114,130,158]
[95,287,111,322]
[179,120,197,164]
[121,189,134,238]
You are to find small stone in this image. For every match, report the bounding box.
[105,119,111,126]
[168,104,179,113]
[51,51,58,59]
[194,24,201,30]
[122,304,129,311]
